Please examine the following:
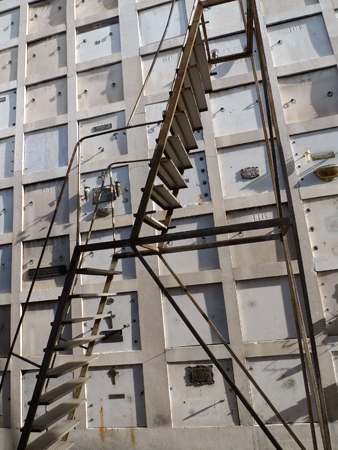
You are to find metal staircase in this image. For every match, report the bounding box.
[18,250,121,450]
[131,3,211,237]
[1,0,333,449]
[16,4,213,450]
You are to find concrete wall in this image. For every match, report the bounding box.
[1,0,338,449]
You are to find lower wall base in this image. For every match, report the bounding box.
[3,422,338,450]
[69,423,337,450]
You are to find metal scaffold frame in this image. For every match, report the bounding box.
[0,1,333,449]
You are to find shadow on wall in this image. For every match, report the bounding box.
[266,383,338,424]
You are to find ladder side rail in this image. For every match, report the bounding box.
[246,0,254,54]
[17,247,82,450]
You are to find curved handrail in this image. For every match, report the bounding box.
[0,119,162,395]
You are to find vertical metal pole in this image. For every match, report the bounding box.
[252,1,332,448]
[77,142,81,246]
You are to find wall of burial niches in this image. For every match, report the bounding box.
[1,0,338,446]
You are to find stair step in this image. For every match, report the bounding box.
[171,110,197,151]
[171,110,198,151]
[158,159,187,190]
[46,357,98,378]
[48,442,75,450]
[190,29,212,93]
[76,268,122,276]
[31,399,84,432]
[61,313,112,324]
[36,377,91,405]
[143,214,168,231]
[26,420,79,450]
[177,87,202,131]
[147,185,181,210]
[185,64,208,112]
[164,135,192,171]
[53,335,102,351]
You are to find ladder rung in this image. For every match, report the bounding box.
[158,159,187,190]
[148,185,181,210]
[143,214,168,231]
[46,357,98,378]
[26,420,79,450]
[171,110,197,150]
[35,377,91,405]
[31,399,84,432]
[53,335,102,351]
[191,29,212,93]
[164,135,193,171]
[185,64,208,112]
[76,268,122,276]
[68,293,116,299]
[61,313,112,324]
[177,87,202,131]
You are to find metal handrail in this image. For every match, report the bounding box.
[0,119,163,395]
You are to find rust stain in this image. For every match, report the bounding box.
[100,406,106,443]
[130,426,135,446]
[130,409,135,445]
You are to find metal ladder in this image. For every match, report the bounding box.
[17,4,212,449]
[17,250,121,450]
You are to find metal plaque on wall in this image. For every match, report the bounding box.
[27,265,67,279]
[100,329,123,343]
[186,365,214,386]
[92,187,114,204]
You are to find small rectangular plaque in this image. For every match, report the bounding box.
[27,265,67,280]
[186,365,214,386]
[109,393,125,399]
[91,123,112,133]
[241,167,259,179]
[77,18,119,35]
[0,97,6,103]
[92,187,114,204]
[312,151,335,161]
[100,329,123,343]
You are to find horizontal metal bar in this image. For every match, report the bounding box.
[115,233,281,259]
[78,217,292,253]
[12,352,41,369]
[201,0,238,7]
[209,50,251,65]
